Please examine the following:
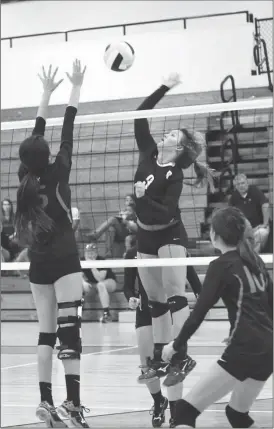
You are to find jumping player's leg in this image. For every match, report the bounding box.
[175,362,237,427]
[136,304,168,427]
[225,378,266,428]
[158,244,194,425]
[30,283,57,405]
[138,252,173,354]
[97,278,116,322]
[158,245,189,339]
[30,283,67,427]
[54,272,89,427]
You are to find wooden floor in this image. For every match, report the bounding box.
[1,321,272,428]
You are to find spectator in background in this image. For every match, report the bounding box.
[2,198,15,237]
[82,243,117,323]
[229,174,270,253]
[71,206,80,232]
[88,194,137,258]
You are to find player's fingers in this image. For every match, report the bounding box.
[54,79,64,90]
[42,65,47,79]
[52,67,59,80]
[48,64,52,78]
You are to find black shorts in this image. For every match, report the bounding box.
[135,294,152,329]
[137,222,188,255]
[218,347,273,382]
[29,254,81,285]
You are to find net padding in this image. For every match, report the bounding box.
[1,98,273,266]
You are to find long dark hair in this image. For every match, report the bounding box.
[15,135,54,244]
[177,129,216,193]
[1,198,14,223]
[211,207,266,277]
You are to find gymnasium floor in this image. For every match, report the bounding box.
[1,321,272,428]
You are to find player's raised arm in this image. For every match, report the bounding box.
[33,65,63,136]
[134,73,181,155]
[18,66,63,182]
[56,59,86,175]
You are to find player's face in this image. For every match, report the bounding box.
[235,177,248,195]
[210,226,217,247]
[157,129,184,153]
[2,200,11,214]
[85,246,97,260]
[125,195,134,207]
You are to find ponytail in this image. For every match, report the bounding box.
[238,236,267,278]
[177,129,216,193]
[184,161,216,193]
[15,172,54,245]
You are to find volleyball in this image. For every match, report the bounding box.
[104,41,135,72]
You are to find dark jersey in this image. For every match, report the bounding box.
[82,256,116,284]
[20,107,78,262]
[123,246,148,304]
[134,86,184,226]
[174,250,273,357]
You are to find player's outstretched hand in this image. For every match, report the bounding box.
[163,72,181,89]
[66,59,86,87]
[38,65,63,93]
[129,297,140,310]
[162,341,176,362]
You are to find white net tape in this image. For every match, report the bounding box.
[1,98,273,130]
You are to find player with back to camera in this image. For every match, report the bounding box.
[162,207,273,428]
[133,72,215,423]
[15,61,90,428]
[124,244,202,428]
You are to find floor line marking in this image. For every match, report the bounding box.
[1,345,137,370]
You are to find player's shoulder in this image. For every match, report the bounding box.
[208,252,235,271]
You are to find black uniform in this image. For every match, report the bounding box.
[134,85,188,255]
[124,246,152,329]
[173,250,273,382]
[82,256,116,284]
[23,107,81,284]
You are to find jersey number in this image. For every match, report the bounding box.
[143,174,155,190]
[244,266,266,294]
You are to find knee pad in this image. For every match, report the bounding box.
[175,399,200,428]
[38,332,56,348]
[225,405,254,428]
[56,299,83,360]
[148,300,169,318]
[168,295,188,314]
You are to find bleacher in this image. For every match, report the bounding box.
[1,86,272,322]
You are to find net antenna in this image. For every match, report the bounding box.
[252,18,273,92]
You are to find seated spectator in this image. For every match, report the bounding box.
[229,174,270,253]
[88,194,137,258]
[71,206,80,233]
[2,198,15,237]
[82,243,117,323]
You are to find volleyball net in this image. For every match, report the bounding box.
[1,97,273,273]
